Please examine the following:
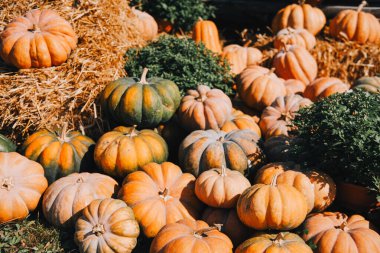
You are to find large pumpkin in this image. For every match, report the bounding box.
[75,198,140,253]
[118,162,204,238]
[192,19,222,54]
[353,76,380,94]
[150,219,233,253]
[220,110,261,137]
[0,152,48,223]
[222,42,262,75]
[274,28,316,50]
[100,68,181,128]
[21,124,95,184]
[303,212,380,253]
[132,8,158,41]
[0,134,16,152]
[42,172,118,228]
[179,129,263,177]
[304,77,350,102]
[177,85,232,131]
[0,9,77,69]
[94,126,168,178]
[237,66,286,111]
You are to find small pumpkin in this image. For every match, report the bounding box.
[75,198,140,253]
[0,152,48,223]
[222,42,262,75]
[192,19,222,54]
[220,110,261,137]
[0,134,16,152]
[0,9,77,69]
[132,8,158,41]
[303,77,350,102]
[284,79,307,95]
[274,27,316,50]
[353,76,380,94]
[263,135,296,162]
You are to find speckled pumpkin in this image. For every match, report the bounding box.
[222,43,262,75]
[221,110,261,137]
[304,77,350,101]
[353,76,380,94]
[0,134,16,152]
[274,27,316,50]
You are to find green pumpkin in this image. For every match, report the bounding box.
[0,134,16,152]
[353,76,380,94]
[100,68,181,128]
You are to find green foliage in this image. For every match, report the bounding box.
[125,35,234,96]
[290,90,380,187]
[130,0,216,32]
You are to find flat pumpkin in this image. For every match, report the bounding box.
[222,42,262,75]
[274,27,316,50]
[221,110,261,137]
[192,19,222,54]
[303,77,350,101]
[0,134,16,152]
[353,76,380,94]
[132,8,158,41]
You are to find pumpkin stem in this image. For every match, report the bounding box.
[92,224,105,236]
[198,17,204,22]
[217,135,225,142]
[273,232,286,246]
[358,1,368,12]
[140,68,149,84]
[76,177,84,183]
[270,173,280,187]
[337,221,349,232]
[1,177,14,191]
[194,224,223,238]
[279,112,293,122]
[127,125,138,137]
[28,24,41,32]
[298,0,306,5]
[243,40,252,47]
[159,188,172,201]
[220,165,227,176]
[59,122,69,142]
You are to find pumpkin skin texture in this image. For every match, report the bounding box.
[0,9,77,69]
[237,66,287,111]
[178,85,232,131]
[273,45,317,84]
[118,162,204,238]
[74,198,139,253]
[303,212,380,253]
[150,219,233,253]
[304,77,350,102]
[100,68,181,128]
[179,129,263,177]
[263,135,295,162]
[0,152,48,223]
[192,20,222,54]
[284,79,306,95]
[353,76,380,94]
[271,3,326,35]
[0,134,16,152]
[274,28,316,50]
[132,8,158,41]
[94,126,168,179]
[222,44,262,75]
[21,125,95,184]
[42,172,118,228]
[221,110,261,137]
[236,232,313,253]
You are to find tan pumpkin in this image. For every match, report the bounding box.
[132,8,158,41]
[42,172,118,228]
[94,126,168,178]
[284,79,307,95]
[273,45,318,84]
[271,3,326,35]
[192,19,222,54]
[259,94,312,139]
[0,9,77,69]
[303,212,380,253]
[75,198,140,253]
[274,27,316,50]
[118,162,204,238]
[150,219,233,253]
[177,85,232,131]
[220,110,261,137]
[330,1,380,44]
[195,166,251,208]
[237,66,287,111]
[0,152,48,223]
[304,77,350,102]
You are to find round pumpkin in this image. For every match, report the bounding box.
[284,79,307,95]
[222,42,262,75]
[274,27,316,50]
[263,135,296,162]
[330,1,380,44]
[150,219,233,253]
[236,232,313,253]
[179,129,263,177]
[271,3,326,35]
[303,212,380,253]
[192,19,222,54]
[259,94,312,139]
[132,8,158,41]
[118,162,204,238]
[0,134,16,152]
[273,45,318,84]
[21,124,95,184]
[220,110,261,137]
[0,152,48,223]
[177,85,232,131]
[303,77,350,102]
[94,126,168,179]
[100,68,181,128]
[75,198,139,253]
[42,172,118,228]
[237,66,287,111]
[0,9,77,69]
[353,76,380,94]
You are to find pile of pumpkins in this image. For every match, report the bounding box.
[1,1,380,253]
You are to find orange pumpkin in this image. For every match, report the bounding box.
[222,42,262,75]
[220,110,261,137]
[0,152,48,223]
[303,77,350,102]
[118,162,204,238]
[192,19,222,54]
[274,27,316,50]
[284,79,307,95]
[0,9,77,69]
[132,8,158,41]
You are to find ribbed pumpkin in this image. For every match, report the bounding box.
[150,219,233,253]
[271,3,326,35]
[0,9,77,69]
[263,135,295,162]
[353,76,380,94]
[178,85,232,131]
[304,77,350,101]
[75,198,140,253]
[0,152,48,223]
[259,94,312,139]
[21,124,95,184]
[284,79,307,95]
[222,42,262,75]
[274,28,316,50]
[303,212,380,253]
[0,134,16,152]
[118,162,204,238]
[179,129,263,177]
[221,110,261,137]
[100,68,181,128]
[192,19,222,54]
[237,66,287,111]
[330,1,380,44]
[236,232,313,253]
[42,172,118,228]
[273,45,318,84]
[94,126,168,179]
[132,8,158,41]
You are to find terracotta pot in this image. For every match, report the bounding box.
[336,182,377,212]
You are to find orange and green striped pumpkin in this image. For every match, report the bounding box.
[0,134,16,152]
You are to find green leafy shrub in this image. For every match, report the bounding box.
[290,90,380,186]
[125,35,234,96]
